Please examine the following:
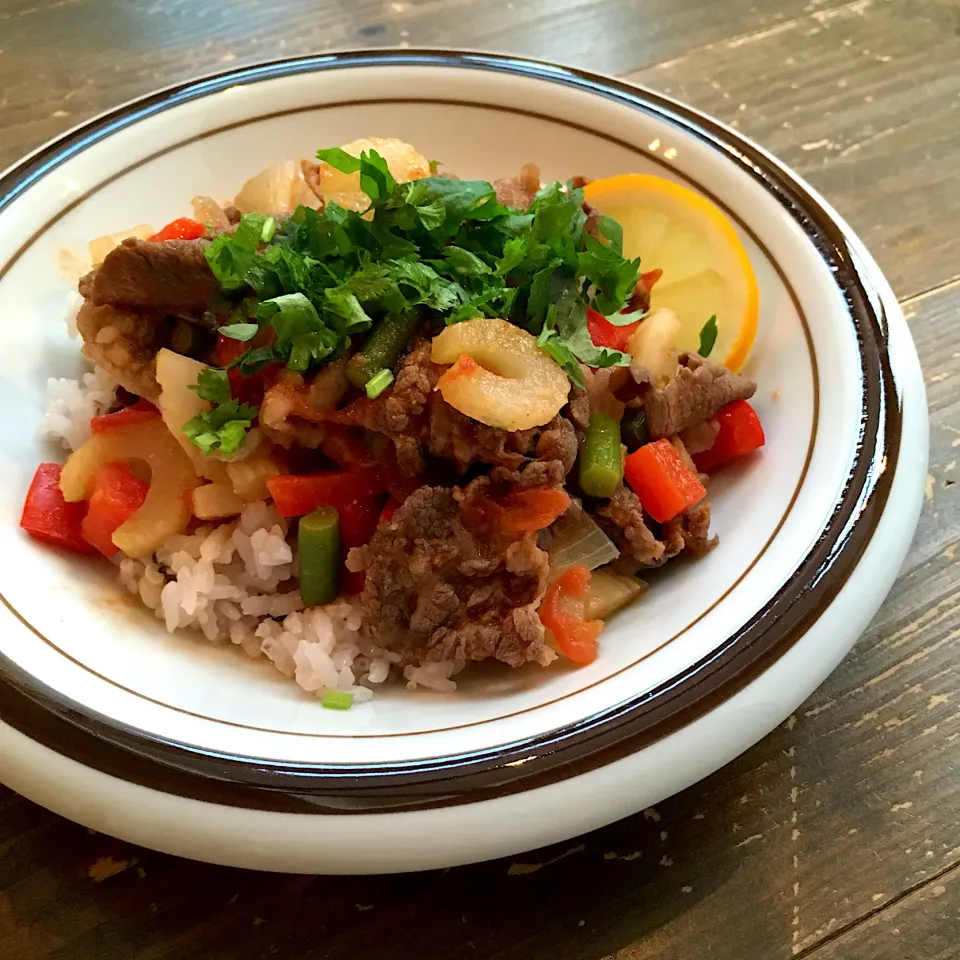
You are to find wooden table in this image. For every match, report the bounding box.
[2,2,959,957]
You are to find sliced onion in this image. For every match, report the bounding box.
[627,308,681,386]
[191,195,231,231]
[155,348,228,484]
[587,567,647,619]
[232,161,318,216]
[226,455,282,501]
[540,507,619,575]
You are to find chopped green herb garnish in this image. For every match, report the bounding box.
[188,367,232,404]
[204,213,267,291]
[182,400,259,457]
[698,315,718,358]
[218,322,260,342]
[315,147,362,174]
[365,368,394,399]
[199,152,644,390]
[321,690,354,710]
[255,292,341,372]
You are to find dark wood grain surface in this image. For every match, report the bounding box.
[2,1,959,958]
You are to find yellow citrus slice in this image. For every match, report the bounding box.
[582,174,759,372]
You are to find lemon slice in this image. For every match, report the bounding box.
[583,174,759,372]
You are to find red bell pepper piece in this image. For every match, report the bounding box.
[20,463,93,554]
[214,333,248,368]
[338,498,381,595]
[147,217,207,242]
[379,498,400,524]
[81,462,149,558]
[267,470,385,518]
[693,400,766,473]
[538,565,603,666]
[90,399,160,434]
[215,334,281,406]
[624,439,706,524]
[586,307,642,352]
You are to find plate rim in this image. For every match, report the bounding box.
[0,48,905,812]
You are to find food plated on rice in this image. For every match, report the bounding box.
[21,137,765,709]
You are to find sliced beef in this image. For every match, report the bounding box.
[378,343,438,474]
[429,398,577,476]
[566,384,591,432]
[595,434,717,569]
[75,302,168,400]
[533,417,578,475]
[640,352,756,439]
[79,238,218,316]
[595,484,667,569]
[350,484,554,668]
[492,163,541,210]
[662,500,717,559]
[358,343,578,477]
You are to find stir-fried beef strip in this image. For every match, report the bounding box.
[79,238,218,317]
[594,484,668,569]
[349,482,556,669]
[634,352,756,439]
[662,500,717,559]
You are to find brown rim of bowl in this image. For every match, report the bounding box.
[0,50,902,815]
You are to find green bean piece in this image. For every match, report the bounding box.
[579,413,624,499]
[621,408,650,452]
[346,312,420,388]
[298,505,340,606]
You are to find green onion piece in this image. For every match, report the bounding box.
[579,412,624,499]
[298,505,340,606]
[365,368,394,399]
[260,216,277,244]
[346,312,420,388]
[321,690,354,710]
[621,408,650,452]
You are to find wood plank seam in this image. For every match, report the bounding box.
[793,856,960,959]
[612,0,882,83]
[898,275,960,309]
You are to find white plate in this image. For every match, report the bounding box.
[0,51,927,873]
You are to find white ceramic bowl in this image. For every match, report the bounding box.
[0,50,927,873]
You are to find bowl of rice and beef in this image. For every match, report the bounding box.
[0,51,925,873]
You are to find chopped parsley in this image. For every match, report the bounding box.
[188,367,232,404]
[185,144,667,455]
[182,400,260,457]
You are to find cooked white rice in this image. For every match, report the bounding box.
[40,364,118,452]
[42,362,462,704]
[117,501,400,702]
